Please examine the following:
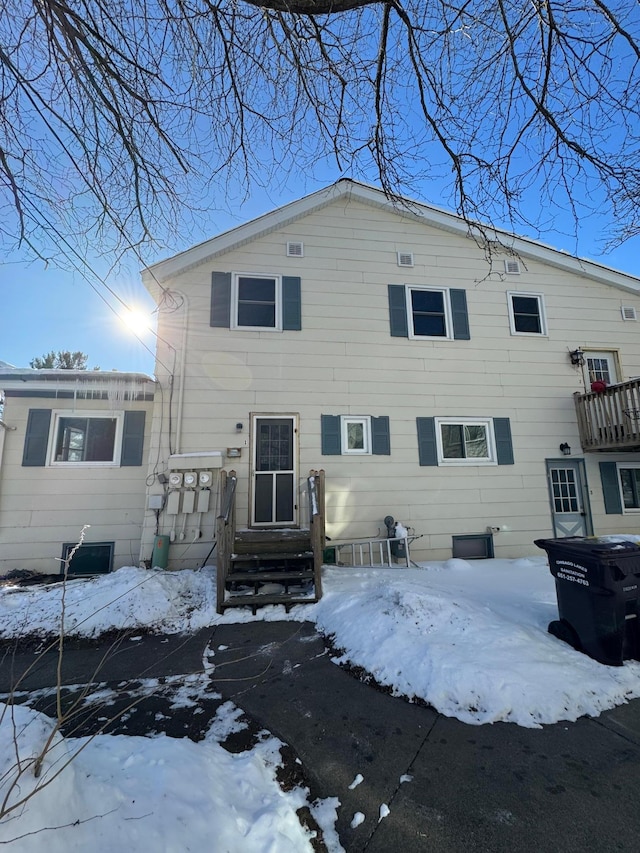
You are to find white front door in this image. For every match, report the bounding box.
[583,351,619,388]
[251,415,298,526]
[546,460,592,538]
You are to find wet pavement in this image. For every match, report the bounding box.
[3,621,640,851]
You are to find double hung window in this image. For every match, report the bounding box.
[409,287,450,338]
[211,271,302,331]
[233,274,279,330]
[507,292,547,335]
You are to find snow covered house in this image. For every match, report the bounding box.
[139,179,640,592]
[0,366,155,576]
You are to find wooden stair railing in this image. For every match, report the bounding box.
[215,470,237,614]
[308,468,325,600]
[216,468,325,614]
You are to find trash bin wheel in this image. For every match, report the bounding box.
[548,619,581,651]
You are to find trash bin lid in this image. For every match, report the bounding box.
[534,536,640,557]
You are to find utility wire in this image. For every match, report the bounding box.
[18,196,177,375]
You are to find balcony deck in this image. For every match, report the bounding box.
[574,378,640,452]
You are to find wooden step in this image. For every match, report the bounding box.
[233,529,312,555]
[231,551,313,563]
[227,570,314,583]
[220,592,319,615]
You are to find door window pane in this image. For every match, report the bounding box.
[551,468,579,513]
[254,473,273,523]
[275,473,294,522]
[257,421,293,471]
[587,357,612,385]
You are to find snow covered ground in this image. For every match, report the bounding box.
[3,539,640,850]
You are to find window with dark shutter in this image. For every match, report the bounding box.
[322,414,391,456]
[394,285,470,341]
[212,272,302,331]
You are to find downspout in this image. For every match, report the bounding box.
[174,291,189,455]
[0,412,17,492]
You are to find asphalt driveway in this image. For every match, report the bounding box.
[3,621,640,852]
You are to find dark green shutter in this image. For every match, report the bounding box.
[121,411,146,466]
[450,289,470,340]
[210,271,231,327]
[282,276,302,330]
[416,417,438,466]
[22,409,51,467]
[600,461,623,514]
[371,416,391,455]
[321,415,341,455]
[388,285,408,337]
[493,418,514,465]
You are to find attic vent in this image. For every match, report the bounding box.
[287,241,304,257]
[397,252,414,268]
[621,305,637,321]
[504,259,521,275]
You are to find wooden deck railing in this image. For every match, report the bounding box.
[308,469,325,599]
[574,379,640,451]
[216,469,237,612]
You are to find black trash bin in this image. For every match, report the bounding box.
[534,536,640,666]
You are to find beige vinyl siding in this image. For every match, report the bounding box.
[141,195,640,564]
[0,395,152,574]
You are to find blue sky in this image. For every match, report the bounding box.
[3,3,640,379]
[2,173,640,378]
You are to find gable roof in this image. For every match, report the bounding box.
[143,179,640,295]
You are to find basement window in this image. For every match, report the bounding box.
[61,541,114,575]
[452,534,495,559]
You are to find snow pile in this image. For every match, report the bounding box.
[313,559,640,727]
[3,554,640,728]
[0,702,323,852]
[4,548,640,850]
[0,567,217,638]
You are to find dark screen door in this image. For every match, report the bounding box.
[252,416,297,525]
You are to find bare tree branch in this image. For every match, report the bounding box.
[1,0,639,267]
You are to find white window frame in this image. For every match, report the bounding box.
[341,415,372,455]
[48,410,124,467]
[406,285,454,340]
[231,272,282,331]
[507,291,548,336]
[617,463,640,513]
[435,417,497,466]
